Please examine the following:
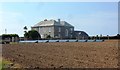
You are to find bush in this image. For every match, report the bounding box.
[2,34,19,40]
[46,35,51,39]
[24,30,41,40]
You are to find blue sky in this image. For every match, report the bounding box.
[0,2,118,37]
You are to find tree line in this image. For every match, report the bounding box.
[1,34,19,40]
[88,34,120,40]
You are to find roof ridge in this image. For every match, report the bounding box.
[32,19,74,27]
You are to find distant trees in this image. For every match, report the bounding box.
[107,35,109,40]
[117,34,120,38]
[89,34,120,40]
[2,34,19,42]
[96,35,98,39]
[24,30,41,40]
[100,34,102,39]
[2,34,19,40]
[96,34,102,40]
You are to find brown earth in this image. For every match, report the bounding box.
[2,40,119,68]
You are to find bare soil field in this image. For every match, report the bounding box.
[2,40,119,68]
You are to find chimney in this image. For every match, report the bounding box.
[44,19,47,21]
[58,19,60,23]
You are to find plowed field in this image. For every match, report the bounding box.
[2,40,119,68]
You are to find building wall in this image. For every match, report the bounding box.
[54,26,64,39]
[32,26,54,38]
[54,26,74,39]
[40,26,54,39]
[31,27,39,32]
[32,26,75,39]
[32,26,90,39]
[65,26,74,39]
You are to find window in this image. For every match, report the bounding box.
[65,29,68,36]
[49,28,51,33]
[59,27,61,32]
[70,28,73,33]
[71,35,72,38]
[58,34,61,38]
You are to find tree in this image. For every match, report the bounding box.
[96,35,98,39]
[23,26,28,40]
[117,34,120,39]
[27,30,41,40]
[2,34,19,42]
[24,31,29,39]
[24,26,27,31]
[23,26,28,35]
[46,35,51,39]
[2,34,19,39]
[99,34,102,40]
[107,35,109,40]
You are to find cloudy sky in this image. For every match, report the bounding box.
[0,1,118,37]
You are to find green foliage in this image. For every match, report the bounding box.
[46,35,51,39]
[0,59,14,69]
[23,26,27,30]
[24,32,29,38]
[96,35,99,39]
[28,30,41,40]
[2,34,19,39]
[24,30,41,40]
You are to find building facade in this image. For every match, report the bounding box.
[31,19,74,39]
[31,19,89,39]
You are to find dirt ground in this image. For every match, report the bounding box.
[2,40,119,68]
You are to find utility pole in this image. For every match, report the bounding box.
[5,29,7,34]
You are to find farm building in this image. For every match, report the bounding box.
[31,19,89,39]
[74,31,89,39]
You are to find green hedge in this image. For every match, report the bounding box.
[1,34,19,39]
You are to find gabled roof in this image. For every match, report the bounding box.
[59,21,73,27]
[32,19,74,27]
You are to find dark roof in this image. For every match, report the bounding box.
[74,31,89,37]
